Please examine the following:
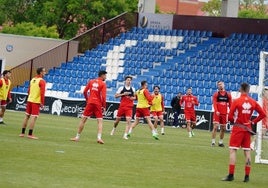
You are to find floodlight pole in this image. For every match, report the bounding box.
[176,0,180,15]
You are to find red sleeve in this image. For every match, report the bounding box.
[83,81,91,100]
[39,79,46,105]
[0,80,3,87]
[228,100,236,123]
[228,92,232,108]
[252,102,266,124]
[7,90,11,99]
[8,80,11,99]
[195,96,199,106]
[101,82,107,108]
[180,96,184,106]
[161,95,165,111]
[212,92,218,112]
[144,89,153,103]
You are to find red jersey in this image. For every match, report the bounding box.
[83,77,106,108]
[180,94,199,111]
[213,90,232,114]
[116,85,135,108]
[228,93,266,128]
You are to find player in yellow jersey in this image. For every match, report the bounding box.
[0,70,12,124]
[127,81,159,140]
[151,86,165,135]
[19,67,46,139]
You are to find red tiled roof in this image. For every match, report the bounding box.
[156,0,205,15]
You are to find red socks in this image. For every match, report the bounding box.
[229,164,235,175]
[245,165,251,176]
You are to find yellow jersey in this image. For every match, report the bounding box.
[136,89,151,108]
[28,77,43,103]
[151,94,163,112]
[0,78,11,100]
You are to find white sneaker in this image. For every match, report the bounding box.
[70,137,79,141]
[110,129,115,136]
[123,136,128,140]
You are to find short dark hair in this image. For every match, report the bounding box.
[2,70,11,76]
[153,85,160,90]
[98,70,107,77]
[240,82,250,92]
[125,76,132,80]
[36,67,44,75]
[141,80,147,86]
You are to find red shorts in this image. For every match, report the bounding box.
[151,111,163,117]
[184,110,196,122]
[26,102,41,116]
[213,113,227,124]
[229,127,251,150]
[0,100,7,106]
[117,106,133,118]
[83,103,103,119]
[136,108,150,118]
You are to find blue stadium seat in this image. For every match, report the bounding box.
[52,75,60,83]
[165,93,172,101]
[59,76,65,84]
[166,85,172,93]
[66,62,74,70]
[250,93,258,101]
[17,86,23,93]
[191,87,198,95]
[151,76,160,85]
[68,84,76,92]
[198,104,205,110]
[147,70,160,77]
[205,104,212,111]
[44,75,53,83]
[12,87,18,92]
[48,69,55,76]
[53,68,61,76]
[52,83,59,91]
[203,73,210,81]
[117,74,125,82]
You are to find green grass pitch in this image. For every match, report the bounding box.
[0,110,267,188]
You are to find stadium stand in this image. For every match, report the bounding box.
[13,27,268,111]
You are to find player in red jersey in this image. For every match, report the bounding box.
[211,81,232,147]
[222,83,265,182]
[19,67,46,139]
[180,87,199,137]
[150,86,165,135]
[110,76,135,139]
[0,70,12,124]
[71,70,107,144]
[127,80,159,140]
